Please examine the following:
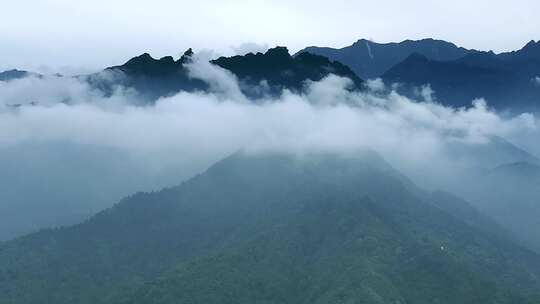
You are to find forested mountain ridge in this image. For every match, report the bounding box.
[1,152,540,304]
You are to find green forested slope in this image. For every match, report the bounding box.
[1,152,539,304]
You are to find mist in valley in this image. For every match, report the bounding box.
[1,54,539,254]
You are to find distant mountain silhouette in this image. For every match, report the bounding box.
[91,47,363,101]
[381,40,540,111]
[499,40,540,62]
[382,53,513,108]
[298,38,477,79]
[88,49,208,101]
[212,46,363,96]
[5,41,540,111]
[0,69,41,81]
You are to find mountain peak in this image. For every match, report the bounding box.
[183,48,194,57]
[353,38,371,45]
[123,52,156,67]
[525,40,538,46]
[211,46,362,97]
[176,48,194,64]
[522,40,539,50]
[499,39,540,61]
[264,46,291,58]
[300,38,475,79]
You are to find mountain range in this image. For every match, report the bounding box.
[2,39,540,248]
[0,69,41,81]
[212,46,363,97]
[86,46,362,101]
[3,39,540,111]
[89,49,207,101]
[300,39,540,112]
[299,38,478,79]
[382,42,540,111]
[2,39,540,303]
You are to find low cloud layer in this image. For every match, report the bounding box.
[2,70,537,164]
[0,57,539,240]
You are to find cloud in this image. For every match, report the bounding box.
[413,84,436,102]
[186,53,247,102]
[0,76,96,107]
[0,72,138,109]
[1,58,539,240]
[533,76,540,86]
[365,78,385,92]
[1,59,537,161]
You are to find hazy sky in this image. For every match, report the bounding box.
[1,0,539,73]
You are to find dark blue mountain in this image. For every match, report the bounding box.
[298,38,477,79]
[382,53,513,108]
[0,69,41,81]
[382,41,540,112]
[499,40,540,62]
[87,49,208,101]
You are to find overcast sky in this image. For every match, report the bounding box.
[1,0,539,74]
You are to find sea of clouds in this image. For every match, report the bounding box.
[0,54,538,240]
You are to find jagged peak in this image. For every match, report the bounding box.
[177,48,194,64]
[523,40,539,49]
[124,53,156,66]
[118,49,196,67]
[183,48,194,57]
[136,53,153,60]
[264,46,291,57]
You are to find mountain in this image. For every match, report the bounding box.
[91,47,363,101]
[499,40,540,62]
[381,41,540,112]
[0,69,41,81]
[1,151,540,304]
[212,46,363,97]
[87,49,208,101]
[381,53,515,108]
[298,38,477,79]
[299,39,540,112]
